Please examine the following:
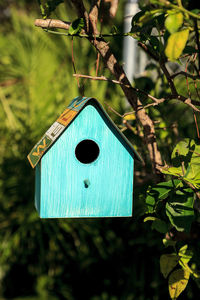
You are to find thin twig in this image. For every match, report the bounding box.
[0,78,21,87]
[171,71,200,80]
[193,112,200,139]
[73,73,162,102]
[123,119,136,134]
[71,38,80,89]
[73,73,127,85]
[35,19,130,38]
[73,73,200,111]
[104,101,123,117]
[104,101,135,119]
[138,42,159,62]
[185,56,192,100]
[160,63,177,95]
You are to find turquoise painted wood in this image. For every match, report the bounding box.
[35,103,134,218]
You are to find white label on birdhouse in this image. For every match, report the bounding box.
[46,122,65,141]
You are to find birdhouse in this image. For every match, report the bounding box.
[28,96,142,218]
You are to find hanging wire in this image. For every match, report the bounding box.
[71,36,85,96]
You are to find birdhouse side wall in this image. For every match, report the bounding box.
[35,163,41,215]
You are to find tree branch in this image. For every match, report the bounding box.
[104,0,119,18]
[89,0,101,35]
[35,19,71,30]
[73,74,200,112]
[160,63,177,95]
[35,16,163,172]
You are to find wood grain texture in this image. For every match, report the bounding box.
[36,103,134,218]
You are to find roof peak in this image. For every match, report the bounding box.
[27,97,142,168]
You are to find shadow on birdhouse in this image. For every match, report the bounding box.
[28,97,142,218]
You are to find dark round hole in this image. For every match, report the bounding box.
[75,139,100,164]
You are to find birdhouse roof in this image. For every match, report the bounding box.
[27,96,143,168]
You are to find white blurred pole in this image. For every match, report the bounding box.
[123,0,139,82]
[123,0,147,82]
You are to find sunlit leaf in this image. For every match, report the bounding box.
[171,139,192,159]
[144,216,157,222]
[178,245,193,263]
[123,114,135,121]
[160,166,183,176]
[165,12,183,34]
[168,269,190,299]
[166,190,194,232]
[165,29,189,61]
[160,254,179,278]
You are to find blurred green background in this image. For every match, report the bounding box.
[0,1,200,299]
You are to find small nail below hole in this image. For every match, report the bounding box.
[84,179,90,188]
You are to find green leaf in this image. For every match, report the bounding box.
[183,45,198,54]
[185,163,200,185]
[42,0,64,18]
[165,12,183,34]
[171,139,194,160]
[151,219,168,233]
[161,166,183,177]
[163,238,177,248]
[131,10,146,28]
[168,269,190,299]
[165,29,189,61]
[111,25,119,35]
[149,36,164,52]
[145,63,157,70]
[145,194,156,213]
[143,216,157,222]
[160,254,179,278]
[166,189,194,232]
[178,245,193,264]
[144,217,168,233]
[68,18,85,35]
[191,9,200,15]
[171,139,200,186]
[145,180,181,213]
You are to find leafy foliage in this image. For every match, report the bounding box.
[1,0,200,299]
[165,29,189,61]
[144,139,200,297]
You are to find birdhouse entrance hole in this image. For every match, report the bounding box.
[75,139,100,164]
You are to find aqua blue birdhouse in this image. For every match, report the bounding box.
[28,96,142,218]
